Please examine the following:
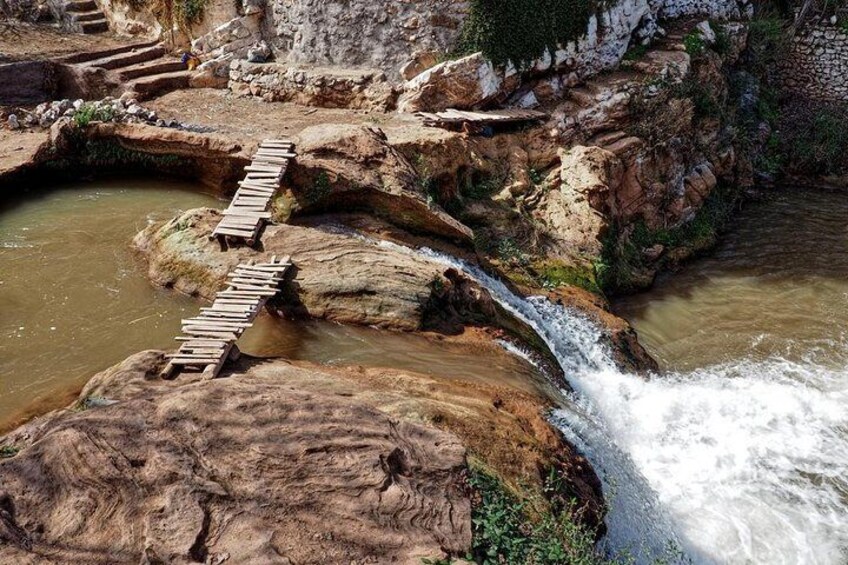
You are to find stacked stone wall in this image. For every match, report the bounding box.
[778,22,848,102]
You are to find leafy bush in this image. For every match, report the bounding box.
[174,0,207,27]
[0,445,20,459]
[468,468,608,565]
[682,32,706,56]
[72,103,115,127]
[778,100,848,176]
[455,0,602,68]
[744,7,788,76]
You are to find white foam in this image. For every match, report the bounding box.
[410,245,848,565]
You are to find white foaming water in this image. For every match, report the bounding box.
[402,245,848,565]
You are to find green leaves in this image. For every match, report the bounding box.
[467,468,608,565]
[456,0,602,69]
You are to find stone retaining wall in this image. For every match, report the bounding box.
[778,22,848,102]
[228,60,398,111]
[265,0,469,82]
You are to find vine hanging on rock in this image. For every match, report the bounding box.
[456,0,606,69]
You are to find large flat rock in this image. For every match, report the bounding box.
[0,352,471,564]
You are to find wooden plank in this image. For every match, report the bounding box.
[218,290,277,297]
[228,277,277,286]
[245,165,282,173]
[230,270,280,280]
[183,322,249,331]
[237,187,275,195]
[213,227,255,238]
[224,211,273,220]
[177,339,229,347]
[170,357,222,365]
[182,330,239,340]
[255,152,296,160]
[183,318,252,327]
[219,218,262,229]
[230,283,277,294]
[203,304,254,312]
[214,296,263,302]
[240,180,278,189]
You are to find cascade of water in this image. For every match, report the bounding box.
[399,244,848,565]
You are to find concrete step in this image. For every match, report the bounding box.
[86,45,167,70]
[81,19,109,34]
[127,70,192,100]
[72,9,105,22]
[54,40,159,64]
[65,0,97,12]
[117,58,185,81]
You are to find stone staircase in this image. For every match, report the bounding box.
[67,41,194,101]
[55,0,110,34]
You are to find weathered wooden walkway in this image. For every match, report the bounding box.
[160,256,291,380]
[212,139,297,248]
[416,108,548,128]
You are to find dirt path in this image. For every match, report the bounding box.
[0,23,133,62]
[147,88,426,140]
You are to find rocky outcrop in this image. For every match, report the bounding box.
[397,0,660,111]
[0,352,473,564]
[533,145,624,258]
[134,210,464,330]
[229,61,397,110]
[398,52,517,113]
[286,124,473,242]
[397,0,752,112]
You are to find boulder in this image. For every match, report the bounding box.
[397,52,516,112]
[134,212,462,330]
[287,124,472,243]
[400,50,441,80]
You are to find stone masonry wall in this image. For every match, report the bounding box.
[265,0,470,81]
[778,22,848,102]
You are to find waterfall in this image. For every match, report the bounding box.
[397,244,848,565]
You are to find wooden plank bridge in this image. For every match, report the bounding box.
[212,139,297,248]
[160,256,292,380]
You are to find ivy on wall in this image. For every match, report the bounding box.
[455,0,604,68]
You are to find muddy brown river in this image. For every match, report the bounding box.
[0,179,542,431]
[615,186,848,372]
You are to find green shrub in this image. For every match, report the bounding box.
[623,44,648,61]
[455,0,603,68]
[0,445,20,459]
[745,8,788,76]
[72,103,115,127]
[710,22,732,56]
[683,32,706,56]
[778,101,848,176]
[468,468,608,565]
[174,0,207,27]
